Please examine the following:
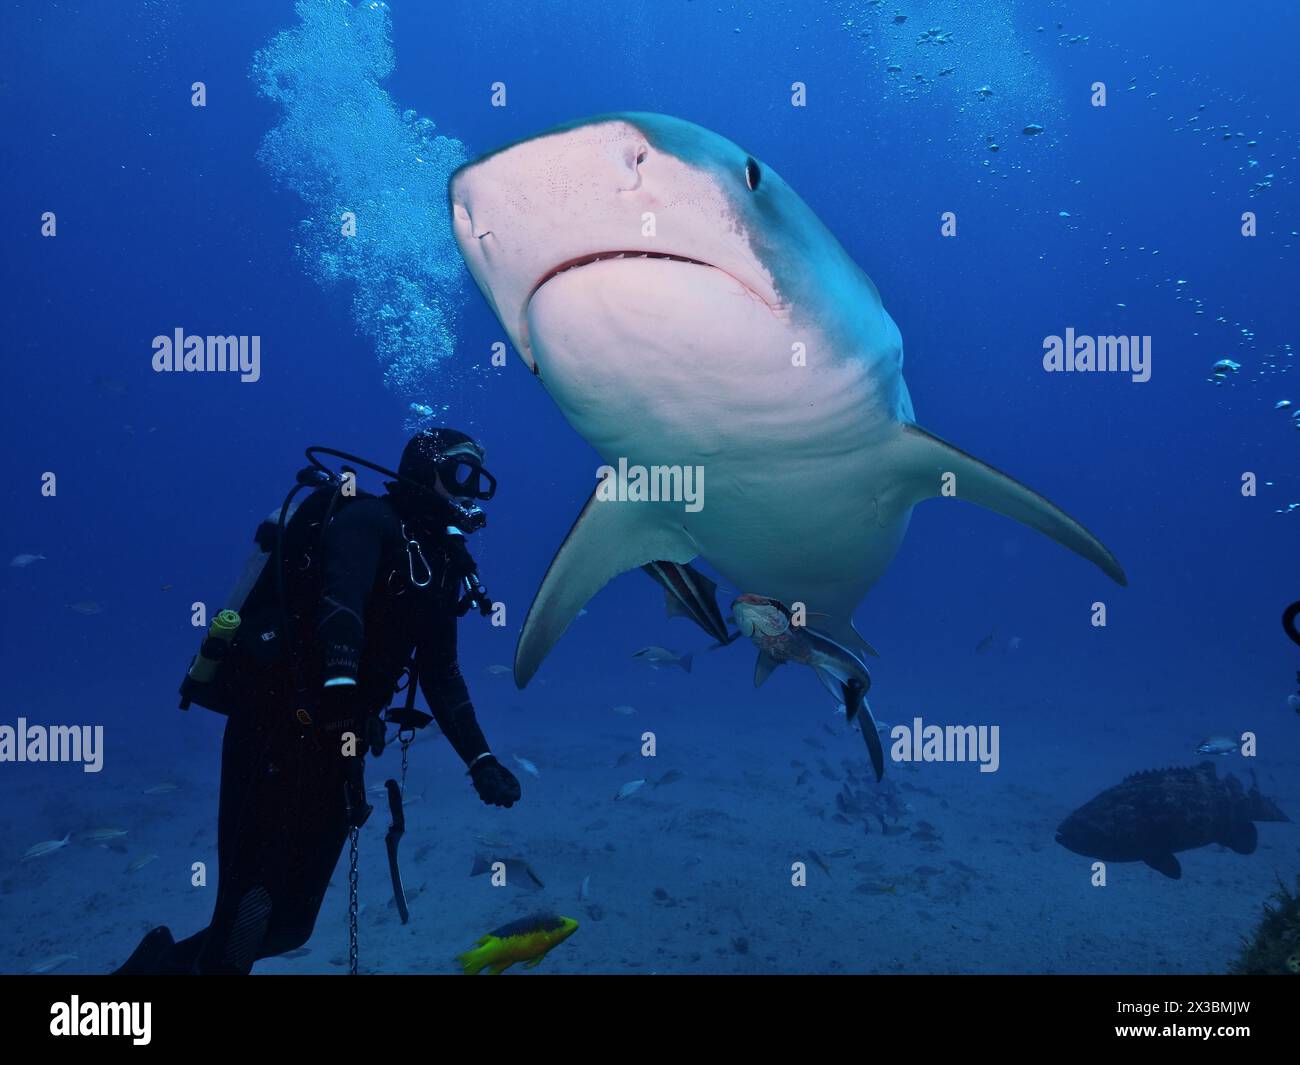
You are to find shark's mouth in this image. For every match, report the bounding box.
[518,250,776,372]
[528,250,718,302]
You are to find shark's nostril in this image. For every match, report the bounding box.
[617,143,650,192]
[453,201,492,239]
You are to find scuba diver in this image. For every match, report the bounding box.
[114,428,521,974]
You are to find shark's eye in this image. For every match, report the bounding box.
[744,157,762,191]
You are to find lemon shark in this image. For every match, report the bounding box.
[448,113,1126,688]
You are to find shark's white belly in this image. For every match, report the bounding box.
[526,257,911,620]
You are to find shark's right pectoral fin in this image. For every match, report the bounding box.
[890,423,1127,586]
[515,489,697,688]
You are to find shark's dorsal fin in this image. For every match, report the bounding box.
[888,423,1127,586]
[514,488,697,687]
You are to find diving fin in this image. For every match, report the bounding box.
[112,926,178,975]
[888,423,1127,586]
[515,488,697,687]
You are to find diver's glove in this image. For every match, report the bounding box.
[468,754,520,808]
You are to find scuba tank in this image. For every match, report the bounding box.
[186,610,242,685]
[177,444,492,715]
[178,462,362,714]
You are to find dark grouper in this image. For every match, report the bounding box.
[1055,762,1290,880]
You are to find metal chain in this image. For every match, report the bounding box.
[348,826,359,976]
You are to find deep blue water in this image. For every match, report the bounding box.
[1,0,1297,976]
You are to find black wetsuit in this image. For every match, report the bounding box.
[122,495,504,974]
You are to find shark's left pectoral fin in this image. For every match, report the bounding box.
[892,424,1127,586]
[515,490,697,687]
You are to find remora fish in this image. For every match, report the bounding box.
[448,113,1126,690]
[1055,762,1291,880]
[642,561,737,645]
[732,594,884,781]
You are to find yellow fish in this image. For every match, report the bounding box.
[458,913,578,975]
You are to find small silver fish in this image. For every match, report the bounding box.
[126,853,159,873]
[67,600,105,616]
[469,852,544,890]
[27,953,78,974]
[79,827,129,843]
[142,782,180,795]
[807,849,832,876]
[9,553,45,567]
[513,755,540,777]
[615,779,647,801]
[654,769,685,789]
[631,646,693,673]
[485,664,511,676]
[23,833,71,860]
[611,704,637,716]
[579,874,591,902]
[1194,734,1241,756]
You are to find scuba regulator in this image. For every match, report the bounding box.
[444,498,493,618]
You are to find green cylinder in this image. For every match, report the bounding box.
[188,610,241,684]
